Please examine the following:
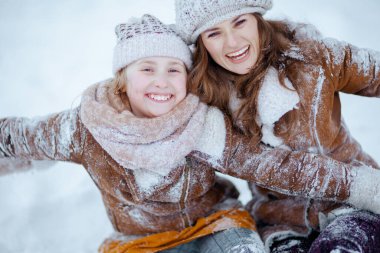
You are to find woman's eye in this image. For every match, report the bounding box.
[169,68,180,73]
[235,19,246,26]
[207,32,220,38]
[141,68,153,72]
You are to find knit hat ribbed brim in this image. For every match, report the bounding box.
[113,14,192,74]
[175,0,273,44]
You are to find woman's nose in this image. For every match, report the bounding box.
[225,31,239,48]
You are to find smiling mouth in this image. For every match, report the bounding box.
[147,94,173,102]
[226,46,250,61]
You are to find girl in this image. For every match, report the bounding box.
[175,0,380,252]
[0,14,266,253]
[1,12,379,253]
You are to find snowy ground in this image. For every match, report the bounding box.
[0,0,379,252]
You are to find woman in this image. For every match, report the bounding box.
[175,0,380,252]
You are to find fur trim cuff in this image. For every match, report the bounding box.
[348,166,380,214]
[195,107,226,160]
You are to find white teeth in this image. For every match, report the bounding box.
[226,46,249,58]
[148,94,171,101]
[232,53,246,61]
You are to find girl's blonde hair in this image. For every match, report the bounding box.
[188,13,303,143]
[113,68,127,95]
[111,68,132,111]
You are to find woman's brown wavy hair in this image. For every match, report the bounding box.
[188,13,302,143]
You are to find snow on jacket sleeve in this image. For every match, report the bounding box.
[192,110,380,214]
[322,37,380,97]
[191,111,355,204]
[0,107,84,170]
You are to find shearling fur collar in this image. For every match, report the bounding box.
[229,67,299,147]
[80,80,208,175]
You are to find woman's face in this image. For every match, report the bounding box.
[125,56,187,118]
[201,14,260,75]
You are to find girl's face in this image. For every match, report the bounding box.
[125,56,187,118]
[200,14,260,75]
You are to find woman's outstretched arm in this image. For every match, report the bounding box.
[189,109,380,213]
[322,37,380,97]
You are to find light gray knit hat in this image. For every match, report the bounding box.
[175,0,273,44]
[113,14,192,74]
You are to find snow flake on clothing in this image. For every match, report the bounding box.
[256,67,300,147]
[323,37,380,79]
[0,109,78,161]
[309,67,326,153]
[351,47,380,77]
[285,20,322,42]
[133,168,165,194]
[322,38,347,66]
[132,163,186,201]
[282,45,304,61]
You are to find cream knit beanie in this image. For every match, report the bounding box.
[113,14,192,74]
[175,0,273,44]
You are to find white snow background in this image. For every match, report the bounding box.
[0,0,379,252]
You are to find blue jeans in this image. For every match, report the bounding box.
[161,228,265,253]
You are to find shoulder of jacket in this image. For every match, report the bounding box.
[283,19,323,42]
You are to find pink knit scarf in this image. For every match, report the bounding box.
[80,80,207,175]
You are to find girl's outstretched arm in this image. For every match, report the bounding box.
[0,107,84,174]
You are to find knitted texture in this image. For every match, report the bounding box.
[80,81,208,175]
[113,14,192,74]
[175,0,273,44]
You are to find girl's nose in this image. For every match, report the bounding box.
[153,75,169,88]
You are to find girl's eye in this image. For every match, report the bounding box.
[169,68,180,73]
[141,68,153,72]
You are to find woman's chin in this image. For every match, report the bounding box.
[224,61,254,75]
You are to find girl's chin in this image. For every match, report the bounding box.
[148,108,174,118]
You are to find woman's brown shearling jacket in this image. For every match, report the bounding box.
[244,34,380,240]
